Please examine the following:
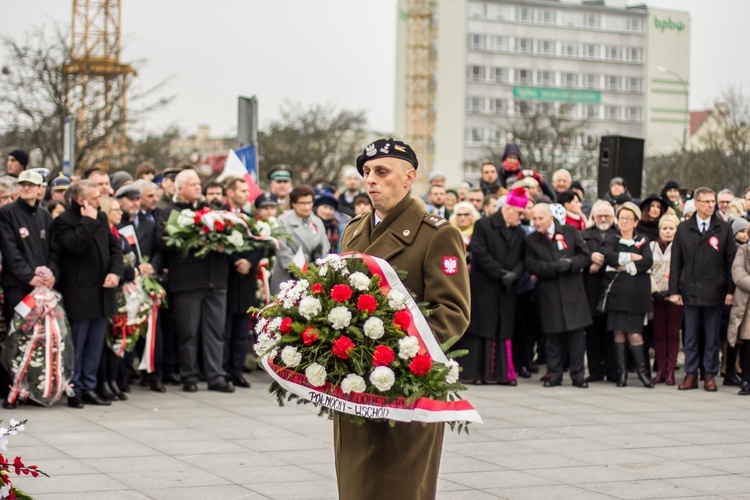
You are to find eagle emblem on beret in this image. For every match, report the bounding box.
[365,143,377,156]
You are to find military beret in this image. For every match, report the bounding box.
[356,138,418,176]
[115,184,141,199]
[254,192,278,209]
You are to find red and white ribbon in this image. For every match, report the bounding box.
[137,304,159,373]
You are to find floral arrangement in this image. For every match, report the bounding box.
[163,207,274,258]
[107,276,164,357]
[1,419,48,499]
[253,253,481,432]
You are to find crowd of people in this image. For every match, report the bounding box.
[2,139,750,412]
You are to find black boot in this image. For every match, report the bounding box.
[631,344,654,388]
[615,342,628,387]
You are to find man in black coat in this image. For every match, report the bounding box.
[156,169,235,393]
[460,188,526,384]
[669,187,737,392]
[581,201,619,382]
[50,179,123,408]
[0,170,57,406]
[525,203,592,388]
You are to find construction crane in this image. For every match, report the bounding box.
[63,0,135,171]
[402,0,437,172]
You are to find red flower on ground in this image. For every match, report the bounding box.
[302,326,320,346]
[393,310,411,331]
[201,225,211,233]
[311,283,325,295]
[356,294,378,314]
[373,345,395,367]
[409,354,432,376]
[279,317,294,334]
[330,284,353,303]
[214,220,225,232]
[332,335,356,359]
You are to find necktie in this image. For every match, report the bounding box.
[701,222,707,234]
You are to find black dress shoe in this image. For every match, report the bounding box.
[183,382,198,393]
[150,381,166,393]
[231,376,251,388]
[543,379,562,387]
[3,398,16,409]
[471,379,487,385]
[67,394,84,409]
[528,363,540,374]
[517,366,532,379]
[82,391,112,406]
[739,382,750,396]
[208,381,236,393]
[497,379,518,386]
[164,374,181,385]
[572,380,589,388]
[109,381,128,401]
[724,373,743,386]
[97,384,116,401]
[586,375,603,382]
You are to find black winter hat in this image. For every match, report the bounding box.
[356,138,418,175]
[8,149,29,168]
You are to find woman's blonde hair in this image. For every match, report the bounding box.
[658,213,680,230]
[449,201,481,227]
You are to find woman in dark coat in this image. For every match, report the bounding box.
[638,194,668,243]
[603,202,654,388]
[459,189,527,385]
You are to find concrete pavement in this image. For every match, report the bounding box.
[6,369,750,499]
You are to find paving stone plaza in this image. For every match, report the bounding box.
[7,369,750,499]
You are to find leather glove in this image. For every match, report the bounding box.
[501,271,517,289]
[556,258,572,273]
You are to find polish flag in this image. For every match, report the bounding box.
[292,247,308,273]
[14,294,37,318]
[217,145,263,202]
[118,225,142,261]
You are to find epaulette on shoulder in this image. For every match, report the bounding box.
[344,212,368,230]
[423,213,449,229]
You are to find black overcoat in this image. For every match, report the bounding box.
[50,203,124,321]
[581,225,619,315]
[603,232,654,314]
[465,210,525,340]
[525,223,592,334]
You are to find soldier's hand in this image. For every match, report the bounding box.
[81,200,98,219]
[103,273,121,288]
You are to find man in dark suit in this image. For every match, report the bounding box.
[525,203,592,388]
[50,179,123,407]
[670,187,736,391]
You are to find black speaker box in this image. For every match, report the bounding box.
[597,135,645,199]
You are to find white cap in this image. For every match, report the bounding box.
[17,170,43,185]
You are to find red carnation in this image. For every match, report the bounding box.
[393,310,411,331]
[330,284,353,303]
[280,316,294,334]
[201,225,210,233]
[214,220,225,232]
[332,335,356,359]
[409,354,432,377]
[302,326,320,346]
[193,213,202,224]
[373,345,395,367]
[311,283,325,295]
[226,219,234,228]
[356,294,378,314]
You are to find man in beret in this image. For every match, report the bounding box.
[267,165,293,215]
[5,150,29,178]
[335,138,470,500]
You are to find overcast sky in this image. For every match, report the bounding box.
[1,0,748,139]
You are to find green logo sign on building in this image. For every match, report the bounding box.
[653,16,685,32]
[512,86,601,104]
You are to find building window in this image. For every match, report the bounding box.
[625,77,642,92]
[627,17,644,33]
[537,102,554,115]
[537,70,554,86]
[583,43,599,59]
[584,104,600,119]
[606,75,622,90]
[583,74,599,89]
[561,42,579,58]
[467,65,486,82]
[606,16,626,32]
[488,4,510,20]
[466,128,484,144]
[562,12,582,27]
[490,36,508,52]
[516,38,532,54]
[538,40,555,55]
[626,48,643,62]
[492,67,508,83]
[606,46,621,61]
[539,9,556,25]
[626,106,642,122]
[516,68,532,84]
[488,129,505,145]
[468,34,485,50]
[585,14,601,29]
[467,96,485,113]
[514,100,532,115]
[606,105,621,121]
[490,98,507,114]
[468,1,486,18]
[562,72,578,88]
[516,6,533,22]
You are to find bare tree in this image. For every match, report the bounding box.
[258,102,369,184]
[0,26,172,172]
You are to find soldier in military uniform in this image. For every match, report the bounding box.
[334,138,471,500]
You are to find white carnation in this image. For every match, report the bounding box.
[349,272,371,291]
[257,220,272,237]
[268,317,282,333]
[319,265,328,277]
[298,296,322,320]
[445,359,460,384]
[387,289,407,310]
[369,366,396,392]
[254,317,269,335]
[398,336,420,360]
[227,230,244,247]
[254,331,279,357]
[340,373,366,394]
[281,346,302,368]
[177,210,195,227]
[305,363,327,387]
[328,306,352,330]
[363,317,385,340]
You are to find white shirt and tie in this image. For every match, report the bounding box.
[695,214,711,235]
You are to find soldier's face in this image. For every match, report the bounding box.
[361,157,416,218]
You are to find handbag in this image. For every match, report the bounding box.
[596,274,619,314]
